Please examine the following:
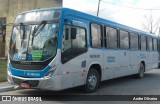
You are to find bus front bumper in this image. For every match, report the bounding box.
[7,71,62,91]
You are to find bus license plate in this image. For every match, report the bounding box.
[20,83,30,89]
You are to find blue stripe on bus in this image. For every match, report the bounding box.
[9,64,51,78]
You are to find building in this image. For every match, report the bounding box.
[0,0,62,58]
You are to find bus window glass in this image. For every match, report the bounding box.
[120,30,129,50]
[15,10,60,23]
[130,33,138,50]
[141,36,146,50]
[90,23,102,48]
[10,23,59,61]
[105,27,117,49]
[148,37,153,51]
[72,28,86,48]
[62,25,86,52]
[154,38,157,51]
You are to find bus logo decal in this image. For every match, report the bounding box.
[107,56,116,63]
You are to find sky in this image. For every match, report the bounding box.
[63,0,160,35]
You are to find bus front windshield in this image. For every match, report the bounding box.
[9,22,59,62]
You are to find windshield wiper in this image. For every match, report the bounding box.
[32,20,47,37]
[31,20,47,45]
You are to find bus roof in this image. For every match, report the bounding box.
[17,7,157,37]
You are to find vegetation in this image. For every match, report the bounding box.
[0,60,7,82]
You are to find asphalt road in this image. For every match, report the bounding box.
[1,69,160,104]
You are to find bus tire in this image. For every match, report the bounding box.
[137,63,145,79]
[84,68,100,93]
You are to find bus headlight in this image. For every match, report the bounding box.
[44,65,57,78]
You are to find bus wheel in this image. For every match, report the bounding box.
[84,69,100,93]
[137,63,145,79]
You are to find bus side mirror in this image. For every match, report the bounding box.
[71,28,77,39]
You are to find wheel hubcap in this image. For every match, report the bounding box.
[88,75,97,89]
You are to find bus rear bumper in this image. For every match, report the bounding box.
[7,73,62,91]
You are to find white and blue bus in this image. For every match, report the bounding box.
[7,8,158,92]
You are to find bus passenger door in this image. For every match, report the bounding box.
[61,22,88,89]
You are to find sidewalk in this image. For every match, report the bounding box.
[0,81,19,93]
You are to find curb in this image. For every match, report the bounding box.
[0,85,20,93]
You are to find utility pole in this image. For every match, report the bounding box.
[97,0,101,17]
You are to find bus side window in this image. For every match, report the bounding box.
[62,25,86,53]
[120,30,129,50]
[90,23,102,48]
[153,38,157,51]
[130,33,138,50]
[146,37,153,51]
[72,28,85,48]
[105,27,118,49]
[141,36,147,51]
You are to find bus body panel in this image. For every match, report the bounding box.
[130,51,141,74]
[103,49,131,80]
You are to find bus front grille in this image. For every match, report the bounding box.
[11,63,46,70]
